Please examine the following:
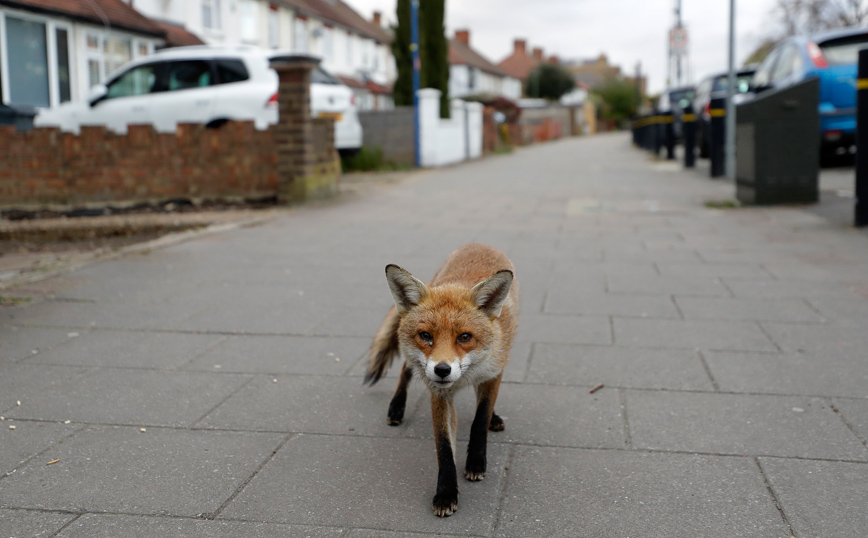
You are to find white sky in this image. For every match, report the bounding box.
[348,0,781,93]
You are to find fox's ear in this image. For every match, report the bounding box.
[385,264,430,314]
[470,270,513,319]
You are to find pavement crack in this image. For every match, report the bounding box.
[489,443,516,538]
[619,388,633,449]
[697,350,720,391]
[755,456,798,537]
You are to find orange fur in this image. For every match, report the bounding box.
[366,243,519,517]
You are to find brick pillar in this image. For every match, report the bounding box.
[270,55,337,204]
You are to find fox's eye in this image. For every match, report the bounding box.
[457,333,472,343]
[418,331,433,344]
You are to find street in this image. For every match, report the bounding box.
[2,132,868,537]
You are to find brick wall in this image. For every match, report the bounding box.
[0,56,339,211]
[0,122,278,209]
[358,107,415,166]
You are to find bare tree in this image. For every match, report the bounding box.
[772,0,868,37]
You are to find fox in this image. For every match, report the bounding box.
[364,243,519,517]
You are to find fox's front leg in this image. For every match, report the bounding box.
[431,393,459,517]
[465,374,502,481]
[386,362,413,425]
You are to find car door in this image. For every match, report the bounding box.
[86,62,157,134]
[149,59,217,132]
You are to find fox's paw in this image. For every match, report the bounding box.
[432,492,458,517]
[464,469,486,481]
[489,413,505,432]
[387,400,405,426]
[465,454,486,481]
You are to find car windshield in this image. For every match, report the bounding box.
[312,67,340,85]
[819,34,868,65]
[669,89,694,109]
[712,74,754,93]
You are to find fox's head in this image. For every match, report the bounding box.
[384,265,513,389]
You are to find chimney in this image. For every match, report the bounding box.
[514,39,526,55]
[548,55,560,65]
[372,11,381,26]
[455,29,470,46]
[532,47,544,61]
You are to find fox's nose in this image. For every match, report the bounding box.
[433,363,452,379]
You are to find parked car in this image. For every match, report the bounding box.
[694,66,757,158]
[748,26,868,159]
[656,85,695,140]
[34,45,362,153]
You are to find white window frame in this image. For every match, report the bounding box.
[202,0,222,31]
[268,5,280,49]
[0,9,75,108]
[345,31,353,67]
[321,26,333,62]
[293,17,308,53]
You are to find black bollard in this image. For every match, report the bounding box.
[709,97,726,177]
[664,113,676,160]
[683,105,696,168]
[653,115,664,155]
[857,49,868,227]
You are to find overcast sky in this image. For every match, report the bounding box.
[349,0,783,93]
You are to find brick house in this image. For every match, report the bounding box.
[127,0,395,110]
[0,0,166,109]
[449,29,520,101]
[497,39,541,96]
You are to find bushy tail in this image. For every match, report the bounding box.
[364,306,401,385]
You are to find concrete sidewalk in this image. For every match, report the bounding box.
[2,132,867,537]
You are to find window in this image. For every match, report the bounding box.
[163,60,212,91]
[346,31,353,65]
[322,26,333,61]
[268,5,279,49]
[752,48,778,89]
[106,63,157,99]
[772,45,800,82]
[5,17,50,107]
[55,28,71,103]
[216,59,249,84]
[106,36,132,75]
[293,17,308,52]
[239,0,257,42]
[311,67,339,85]
[468,67,476,90]
[203,0,222,30]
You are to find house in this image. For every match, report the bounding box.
[563,54,622,89]
[127,0,395,109]
[0,0,165,109]
[497,39,540,95]
[449,30,520,101]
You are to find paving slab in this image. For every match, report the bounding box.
[183,335,368,375]
[56,514,345,538]
[0,364,89,413]
[627,390,868,460]
[612,318,778,352]
[403,382,624,448]
[705,351,868,398]
[0,325,82,363]
[759,457,868,538]
[674,296,825,322]
[0,509,76,538]
[514,313,611,345]
[607,273,732,297]
[723,278,861,300]
[6,369,251,427]
[0,426,284,516]
[526,343,714,390]
[655,262,771,279]
[0,421,80,476]
[544,291,680,318]
[27,330,223,369]
[832,398,868,442]
[221,434,508,535]
[761,321,868,358]
[494,446,789,538]
[198,375,424,436]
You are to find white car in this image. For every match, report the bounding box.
[34,45,362,152]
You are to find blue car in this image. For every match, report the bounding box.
[750,26,868,158]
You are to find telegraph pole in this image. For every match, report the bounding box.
[725,0,736,180]
[411,0,420,167]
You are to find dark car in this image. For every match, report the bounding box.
[749,26,868,159]
[694,67,756,158]
[657,85,695,140]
